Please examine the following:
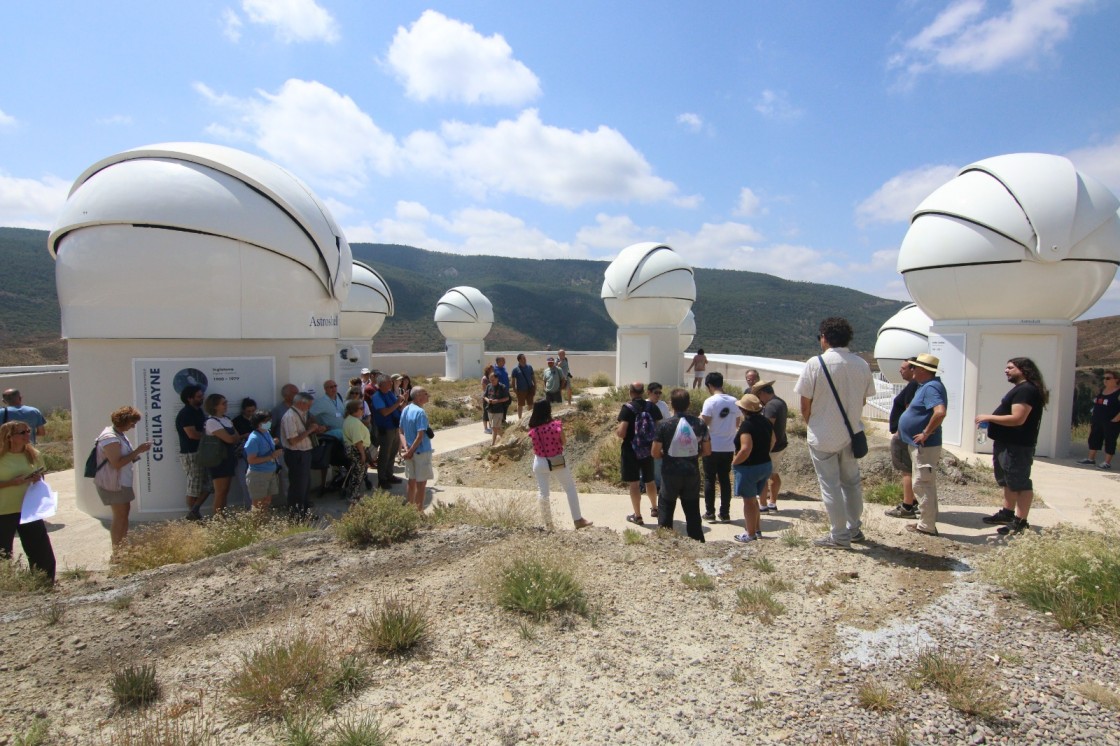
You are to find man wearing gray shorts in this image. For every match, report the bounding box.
[175,384,211,520]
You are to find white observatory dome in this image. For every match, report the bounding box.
[435,286,494,340]
[874,303,932,384]
[678,309,696,352]
[48,142,353,339]
[340,261,394,339]
[601,242,696,327]
[898,153,1120,321]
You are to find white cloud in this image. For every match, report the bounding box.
[733,187,762,217]
[677,113,703,133]
[0,172,70,229]
[892,0,1095,77]
[221,7,243,42]
[855,164,959,226]
[386,10,540,106]
[1066,134,1120,195]
[403,109,687,207]
[195,79,398,193]
[241,0,338,44]
[574,214,656,251]
[0,108,16,128]
[754,89,802,120]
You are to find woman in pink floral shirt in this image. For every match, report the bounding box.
[527,400,592,530]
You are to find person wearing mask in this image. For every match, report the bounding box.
[244,410,282,512]
[526,399,592,530]
[93,406,152,546]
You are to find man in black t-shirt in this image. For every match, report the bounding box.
[651,388,710,541]
[175,384,212,520]
[616,382,663,525]
[975,357,1048,535]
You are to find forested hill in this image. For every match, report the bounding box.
[2,227,905,364]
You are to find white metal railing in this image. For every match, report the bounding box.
[865,372,905,422]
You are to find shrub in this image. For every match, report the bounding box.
[358,596,429,655]
[978,506,1120,630]
[227,634,362,721]
[735,586,785,624]
[331,714,389,746]
[576,398,595,413]
[857,681,896,711]
[0,559,53,593]
[571,420,592,442]
[622,528,644,545]
[749,557,775,573]
[112,512,313,574]
[1075,681,1120,711]
[96,701,213,745]
[680,571,715,591]
[112,664,161,709]
[910,650,1001,718]
[335,492,422,547]
[590,373,611,387]
[864,481,903,505]
[42,600,66,625]
[574,441,621,484]
[13,718,50,746]
[493,551,588,620]
[426,405,461,429]
[427,493,535,530]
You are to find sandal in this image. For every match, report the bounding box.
[649,507,659,518]
[626,514,644,525]
[574,518,594,529]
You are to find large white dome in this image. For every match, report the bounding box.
[340,261,394,339]
[898,153,1120,321]
[874,303,932,383]
[601,242,695,327]
[48,142,352,339]
[434,286,494,340]
[678,309,696,352]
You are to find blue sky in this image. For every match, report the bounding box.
[3,1,1120,316]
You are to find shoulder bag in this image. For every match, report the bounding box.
[817,355,868,459]
[197,417,226,468]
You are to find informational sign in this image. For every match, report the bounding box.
[132,357,275,514]
[928,333,966,447]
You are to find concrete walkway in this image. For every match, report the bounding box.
[19,416,1119,575]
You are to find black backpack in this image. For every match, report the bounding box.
[83,442,106,478]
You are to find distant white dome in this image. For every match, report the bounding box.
[340,261,394,340]
[874,303,932,384]
[435,286,494,340]
[601,242,695,327]
[48,142,352,339]
[678,309,696,352]
[898,153,1120,321]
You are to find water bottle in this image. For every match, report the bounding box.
[976,421,989,446]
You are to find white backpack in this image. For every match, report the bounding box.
[667,417,699,458]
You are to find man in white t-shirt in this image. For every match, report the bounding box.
[794,317,876,549]
[700,371,741,522]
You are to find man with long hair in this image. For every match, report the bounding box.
[975,357,1049,535]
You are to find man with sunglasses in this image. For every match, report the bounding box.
[1,389,46,444]
[1079,370,1120,469]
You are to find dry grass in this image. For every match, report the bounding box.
[680,571,716,591]
[0,559,53,593]
[979,504,1120,630]
[94,698,213,745]
[484,541,589,621]
[1075,681,1120,711]
[910,650,1002,718]
[428,492,535,530]
[358,596,429,655]
[111,512,313,574]
[735,586,786,624]
[334,492,422,547]
[857,681,896,711]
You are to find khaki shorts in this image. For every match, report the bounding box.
[516,388,536,407]
[489,411,506,429]
[405,450,434,482]
[246,470,280,501]
[769,448,784,473]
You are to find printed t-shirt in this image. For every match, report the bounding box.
[701,392,740,452]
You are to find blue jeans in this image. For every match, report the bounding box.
[808,444,864,544]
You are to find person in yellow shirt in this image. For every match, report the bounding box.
[0,421,55,582]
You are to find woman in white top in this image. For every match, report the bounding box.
[94,406,152,546]
[203,394,240,514]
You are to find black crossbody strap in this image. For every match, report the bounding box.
[818,355,857,439]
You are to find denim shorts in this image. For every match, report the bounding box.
[993,441,1034,492]
[733,461,773,499]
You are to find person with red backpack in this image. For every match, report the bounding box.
[616,381,662,525]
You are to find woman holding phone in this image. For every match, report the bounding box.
[94,406,152,547]
[0,420,55,581]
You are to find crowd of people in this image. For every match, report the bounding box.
[3,323,1116,579]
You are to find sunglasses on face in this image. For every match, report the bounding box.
[11,429,31,436]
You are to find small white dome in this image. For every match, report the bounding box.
[48,142,352,339]
[874,303,932,384]
[678,309,696,352]
[601,242,696,327]
[435,286,494,340]
[898,153,1120,321]
[340,261,394,340]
